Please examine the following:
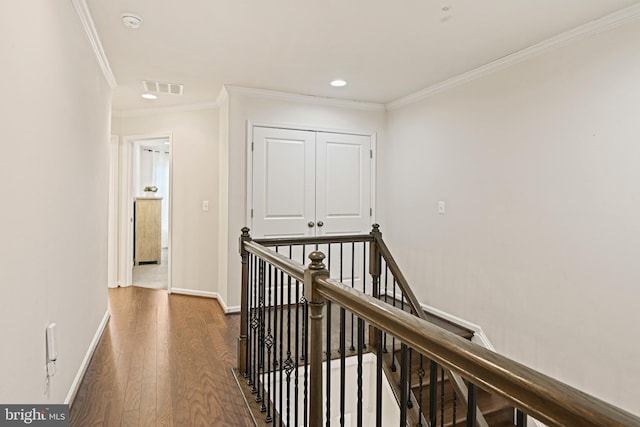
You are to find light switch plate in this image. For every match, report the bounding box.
[202,200,209,211]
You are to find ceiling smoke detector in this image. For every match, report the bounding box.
[121,13,143,30]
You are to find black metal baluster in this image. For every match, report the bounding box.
[284,273,294,427]
[339,242,346,427]
[340,307,346,427]
[383,264,389,353]
[279,268,284,426]
[271,263,278,424]
[452,386,457,427]
[390,278,397,372]
[407,348,413,409]
[362,241,367,294]
[517,409,528,427]
[265,264,273,422]
[362,242,367,350]
[429,360,437,426]
[326,244,332,427]
[303,292,309,427]
[301,244,307,361]
[350,242,355,352]
[251,255,259,394]
[466,383,477,427]
[246,254,253,381]
[301,242,309,427]
[417,355,424,427]
[258,260,266,411]
[245,253,252,379]
[271,254,280,425]
[440,367,445,427]
[294,277,300,427]
[357,317,364,427]
[399,343,408,427]
[376,329,383,427]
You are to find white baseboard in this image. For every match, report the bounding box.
[65,310,110,406]
[419,302,496,351]
[225,305,241,314]
[170,288,240,314]
[171,287,218,299]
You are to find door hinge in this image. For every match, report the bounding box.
[370,149,373,159]
[370,207,373,216]
[251,142,254,151]
[251,209,254,218]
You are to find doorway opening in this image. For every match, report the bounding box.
[119,133,173,292]
[132,138,170,289]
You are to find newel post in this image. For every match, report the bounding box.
[238,227,252,375]
[304,251,328,427]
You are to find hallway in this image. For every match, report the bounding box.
[70,287,254,426]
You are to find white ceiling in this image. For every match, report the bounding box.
[87,0,640,111]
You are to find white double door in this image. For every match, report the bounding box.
[251,126,373,239]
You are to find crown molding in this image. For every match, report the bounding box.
[71,0,117,88]
[224,85,386,112]
[114,101,219,118]
[387,3,640,110]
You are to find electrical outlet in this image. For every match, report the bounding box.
[438,200,446,214]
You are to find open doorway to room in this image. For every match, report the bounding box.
[119,133,173,292]
[131,138,170,289]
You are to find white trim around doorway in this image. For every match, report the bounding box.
[245,120,378,231]
[119,132,174,292]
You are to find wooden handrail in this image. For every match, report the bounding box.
[373,227,487,426]
[372,231,424,321]
[313,276,640,427]
[243,240,305,282]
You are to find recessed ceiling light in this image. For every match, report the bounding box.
[330,79,347,87]
[121,13,143,30]
[141,93,157,100]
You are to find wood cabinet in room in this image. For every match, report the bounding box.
[134,197,162,265]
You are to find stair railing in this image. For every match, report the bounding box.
[307,263,640,427]
[371,225,488,427]
[237,226,640,427]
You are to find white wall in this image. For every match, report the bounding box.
[0,1,110,403]
[381,20,640,415]
[114,108,220,295]
[219,89,386,310]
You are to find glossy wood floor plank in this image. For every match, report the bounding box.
[70,287,254,427]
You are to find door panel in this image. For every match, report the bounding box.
[316,132,372,236]
[252,127,316,238]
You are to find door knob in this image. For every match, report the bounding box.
[317,221,324,227]
[308,221,315,228]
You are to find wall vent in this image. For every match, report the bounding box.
[142,80,184,95]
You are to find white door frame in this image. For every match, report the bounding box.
[246,121,377,232]
[120,132,174,292]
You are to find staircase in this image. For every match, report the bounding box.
[376,310,516,427]
[235,225,640,427]
[391,350,515,427]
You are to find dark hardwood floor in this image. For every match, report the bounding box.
[70,286,255,427]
